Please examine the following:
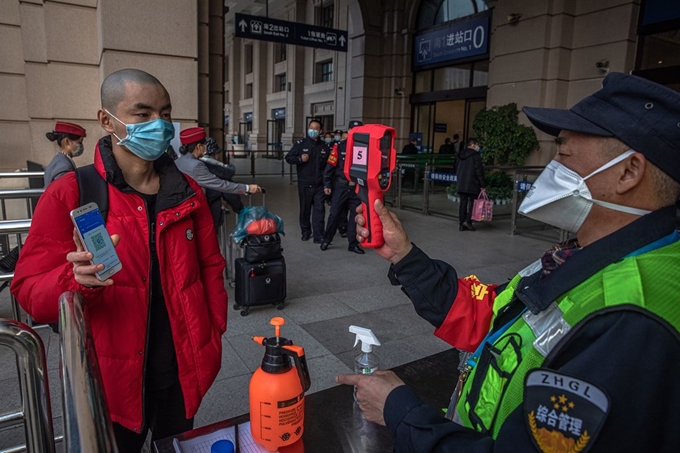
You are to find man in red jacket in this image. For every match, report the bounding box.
[11,69,227,451]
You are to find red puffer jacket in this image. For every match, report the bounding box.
[11,137,227,432]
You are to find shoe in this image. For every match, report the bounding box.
[320,242,330,251]
[459,225,467,231]
[301,234,310,241]
[340,232,348,238]
[348,245,365,254]
[313,239,323,244]
[464,222,476,231]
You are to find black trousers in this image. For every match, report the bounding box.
[113,380,193,453]
[323,186,361,248]
[298,183,326,240]
[459,192,476,225]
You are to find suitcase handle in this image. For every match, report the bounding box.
[248,187,266,206]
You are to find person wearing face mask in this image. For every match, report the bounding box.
[175,127,261,228]
[11,69,229,452]
[285,119,331,242]
[333,129,343,143]
[43,121,87,186]
[455,138,486,231]
[323,132,334,145]
[336,73,680,452]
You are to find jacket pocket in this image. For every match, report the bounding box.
[464,333,522,434]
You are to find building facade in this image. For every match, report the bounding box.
[1,0,678,171]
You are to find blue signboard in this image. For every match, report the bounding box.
[244,112,253,123]
[235,13,348,52]
[272,108,286,120]
[414,15,490,69]
[517,181,533,192]
[428,172,457,183]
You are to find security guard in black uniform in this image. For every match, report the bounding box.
[285,119,330,242]
[320,120,365,254]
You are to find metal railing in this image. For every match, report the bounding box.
[59,291,119,453]
[0,220,31,323]
[0,319,56,453]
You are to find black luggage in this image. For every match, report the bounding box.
[233,257,286,316]
[242,233,283,263]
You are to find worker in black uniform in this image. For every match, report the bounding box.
[334,128,348,238]
[285,119,330,242]
[320,120,364,254]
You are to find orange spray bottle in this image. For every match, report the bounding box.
[250,317,311,451]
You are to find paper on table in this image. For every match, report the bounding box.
[173,421,275,453]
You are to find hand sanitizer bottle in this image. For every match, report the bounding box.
[349,325,381,403]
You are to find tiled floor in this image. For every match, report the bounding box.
[0,173,554,450]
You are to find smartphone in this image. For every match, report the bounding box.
[70,202,122,281]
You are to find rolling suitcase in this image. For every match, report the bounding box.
[233,257,286,316]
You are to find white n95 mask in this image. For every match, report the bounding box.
[518,150,651,233]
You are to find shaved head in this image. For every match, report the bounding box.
[101,69,167,113]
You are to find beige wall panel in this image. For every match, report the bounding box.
[198,75,209,124]
[489,49,547,85]
[350,76,364,98]
[198,0,209,23]
[44,2,98,65]
[20,0,42,4]
[19,3,47,63]
[572,4,636,49]
[487,80,544,109]
[198,24,209,74]
[0,0,21,25]
[492,16,548,57]
[492,0,550,23]
[569,41,634,80]
[55,0,97,7]
[547,13,574,48]
[545,47,572,80]
[0,121,31,171]
[100,0,197,59]
[525,138,556,166]
[0,75,29,121]
[49,63,99,120]
[209,54,223,92]
[566,78,605,107]
[24,63,53,118]
[0,25,25,74]
[101,51,198,120]
[576,0,637,15]
[209,95,222,127]
[543,79,570,109]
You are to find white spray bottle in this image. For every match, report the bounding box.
[349,325,381,402]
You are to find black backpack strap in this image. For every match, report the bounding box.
[75,164,109,221]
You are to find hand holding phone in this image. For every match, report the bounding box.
[69,203,122,286]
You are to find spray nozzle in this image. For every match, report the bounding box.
[349,325,381,353]
[270,317,285,345]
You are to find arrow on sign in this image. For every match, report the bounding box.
[239,19,247,33]
[339,35,346,46]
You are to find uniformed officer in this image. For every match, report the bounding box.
[320,121,364,254]
[44,121,87,186]
[285,119,330,242]
[333,128,349,237]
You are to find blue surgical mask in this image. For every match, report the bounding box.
[106,110,175,161]
[308,129,319,139]
[324,138,332,144]
[334,135,341,142]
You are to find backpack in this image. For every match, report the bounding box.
[0,165,108,274]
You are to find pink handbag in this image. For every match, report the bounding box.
[471,189,493,222]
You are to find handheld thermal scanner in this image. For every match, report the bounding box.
[344,124,396,248]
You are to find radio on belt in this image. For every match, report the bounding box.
[343,124,396,248]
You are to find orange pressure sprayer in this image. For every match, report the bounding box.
[344,124,397,248]
[250,317,311,451]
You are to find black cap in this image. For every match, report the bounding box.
[523,72,680,182]
[348,120,363,130]
[204,137,222,155]
[333,129,343,135]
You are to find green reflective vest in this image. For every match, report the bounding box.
[454,239,680,438]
